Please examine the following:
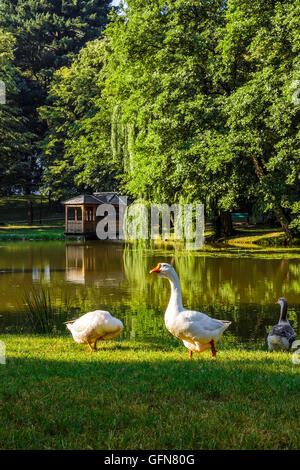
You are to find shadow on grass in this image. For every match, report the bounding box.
[0,346,299,450]
[2,346,298,386]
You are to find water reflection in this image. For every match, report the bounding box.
[65,244,125,286]
[65,245,85,284]
[0,241,299,342]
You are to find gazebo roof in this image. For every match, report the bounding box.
[93,192,127,205]
[62,192,127,205]
[62,194,101,205]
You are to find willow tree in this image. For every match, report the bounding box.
[217,0,300,240]
[104,0,299,240]
[40,0,300,240]
[103,0,240,235]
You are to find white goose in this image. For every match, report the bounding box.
[150,263,231,358]
[267,297,296,351]
[65,310,123,352]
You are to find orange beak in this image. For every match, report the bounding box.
[150,263,161,274]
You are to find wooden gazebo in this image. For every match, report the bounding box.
[62,192,127,240]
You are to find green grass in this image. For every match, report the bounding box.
[0,225,65,240]
[130,225,300,253]
[228,229,284,247]
[0,195,61,222]
[0,334,299,450]
[0,196,65,240]
[226,225,300,248]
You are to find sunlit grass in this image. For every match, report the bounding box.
[3,221,64,228]
[228,231,283,245]
[0,196,64,239]
[0,334,299,450]
[0,226,65,240]
[125,225,300,257]
[227,228,291,249]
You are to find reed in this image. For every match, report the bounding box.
[22,285,72,333]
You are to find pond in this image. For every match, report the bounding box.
[0,241,299,344]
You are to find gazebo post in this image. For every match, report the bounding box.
[93,206,96,231]
[82,204,85,234]
[65,205,68,232]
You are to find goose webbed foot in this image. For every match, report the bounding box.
[87,342,95,352]
[210,340,217,358]
[93,336,104,352]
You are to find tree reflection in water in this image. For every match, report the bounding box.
[0,241,299,342]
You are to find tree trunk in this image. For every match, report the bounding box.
[251,155,292,242]
[27,201,33,226]
[23,187,31,195]
[221,210,234,236]
[273,206,292,243]
[214,210,234,239]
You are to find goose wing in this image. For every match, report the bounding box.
[174,310,230,342]
[66,310,111,335]
[268,324,296,345]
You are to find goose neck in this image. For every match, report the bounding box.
[279,301,288,323]
[167,271,183,311]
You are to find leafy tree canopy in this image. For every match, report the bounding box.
[0,0,113,194]
[23,0,300,238]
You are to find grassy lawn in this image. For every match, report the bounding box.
[0,196,65,239]
[0,335,299,450]
[0,196,58,222]
[0,196,65,240]
[227,226,286,248]
[0,225,65,241]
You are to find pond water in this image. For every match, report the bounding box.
[0,241,299,344]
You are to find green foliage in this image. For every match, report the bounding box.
[0,228,65,241]
[40,39,119,200]
[0,0,113,195]
[0,30,34,194]
[0,195,62,223]
[219,0,300,238]
[104,0,227,203]
[0,0,112,77]
[1,0,299,238]
[101,0,299,237]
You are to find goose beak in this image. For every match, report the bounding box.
[276,301,279,304]
[150,263,161,274]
